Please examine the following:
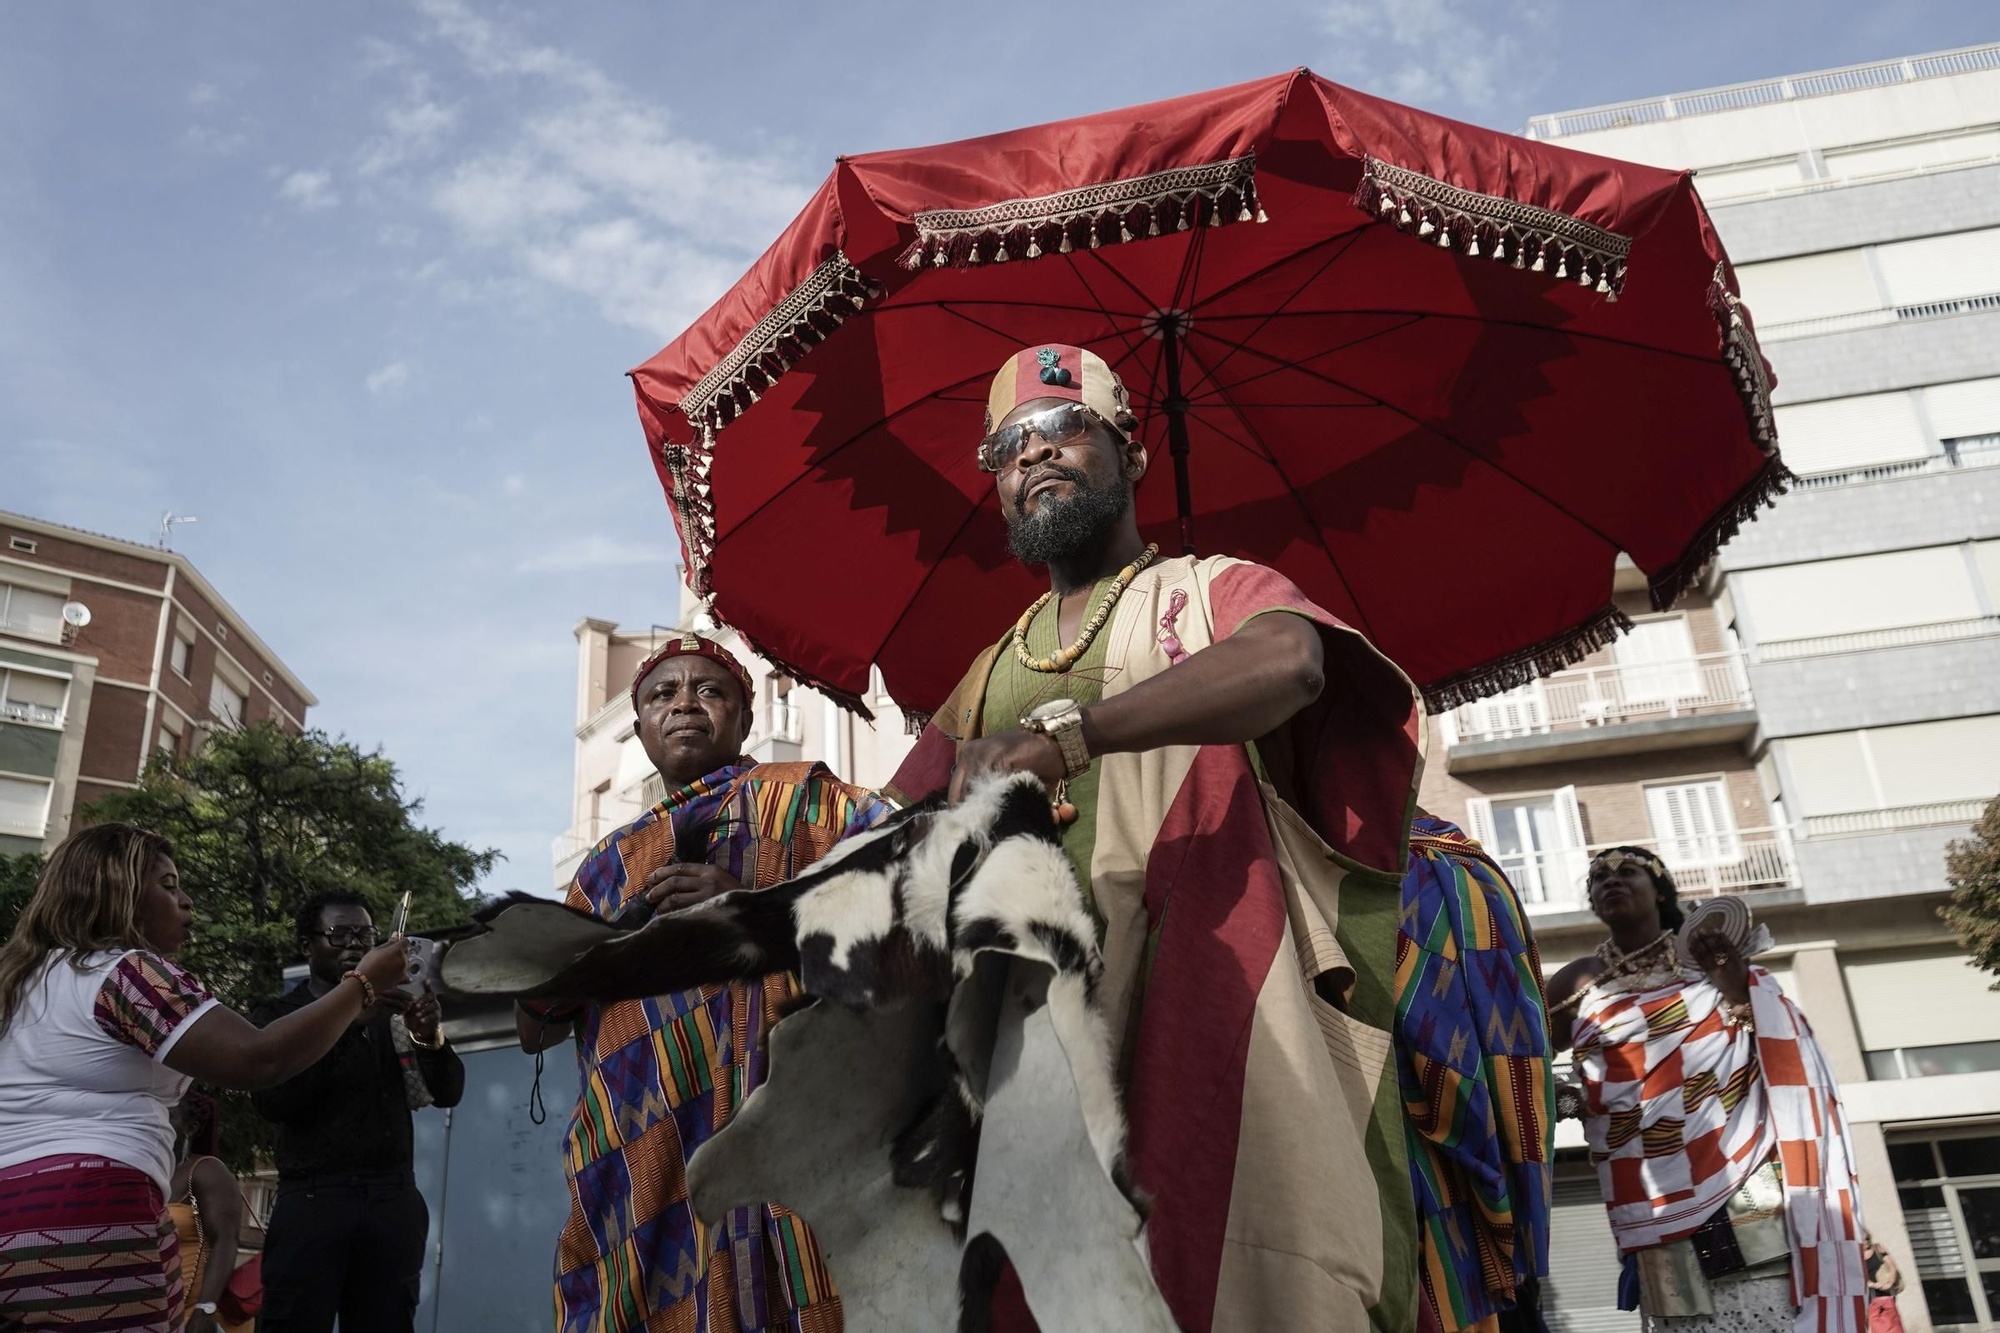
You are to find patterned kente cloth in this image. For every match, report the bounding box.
[0,1155,183,1331]
[891,554,1429,1333]
[1572,964,1868,1333]
[540,759,891,1333]
[1400,819,1553,1333]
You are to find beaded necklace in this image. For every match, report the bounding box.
[1548,930,1679,1016]
[1012,543,1159,673]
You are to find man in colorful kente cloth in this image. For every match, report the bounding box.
[517,633,891,1333]
[886,344,1552,1333]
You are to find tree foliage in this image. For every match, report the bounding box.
[1941,794,2000,989]
[75,723,498,1168]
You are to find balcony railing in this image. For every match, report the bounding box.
[1801,800,1990,839]
[765,700,802,743]
[1524,44,2000,139]
[1499,827,1797,909]
[1754,615,2000,663]
[0,700,61,726]
[1444,652,1752,746]
[1757,291,2000,343]
[1790,434,2000,492]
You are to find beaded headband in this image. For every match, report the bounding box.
[629,633,756,711]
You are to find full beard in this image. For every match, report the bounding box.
[1006,470,1131,565]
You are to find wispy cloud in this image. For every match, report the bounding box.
[501,473,526,495]
[514,535,673,574]
[357,73,458,177]
[411,0,812,339]
[278,168,338,211]
[180,123,251,156]
[1322,0,1548,113]
[187,82,221,107]
[365,360,411,394]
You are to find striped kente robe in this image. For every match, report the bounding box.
[543,759,890,1333]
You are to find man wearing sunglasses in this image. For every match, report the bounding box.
[886,345,1549,1333]
[249,890,463,1333]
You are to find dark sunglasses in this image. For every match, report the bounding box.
[977,402,1125,474]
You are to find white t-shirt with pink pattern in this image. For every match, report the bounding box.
[0,949,218,1194]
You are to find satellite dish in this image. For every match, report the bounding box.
[61,601,92,628]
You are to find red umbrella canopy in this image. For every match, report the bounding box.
[631,69,1782,720]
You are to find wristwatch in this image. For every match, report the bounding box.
[193,1301,219,1316]
[1020,698,1091,779]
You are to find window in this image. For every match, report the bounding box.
[1875,226,2000,308]
[1612,615,1702,704]
[0,669,68,726]
[766,675,800,742]
[1645,779,1739,867]
[1780,716,2000,823]
[7,537,35,554]
[1463,787,1586,905]
[1735,249,1880,325]
[156,714,183,765]
[208,675,248,728]
[1845,949,2000,1086]
[0,775,52,837]
[169,632,193,679]
[1772,390,1930,476]
[0,584,64,644]
[1736,547,1984,647]
[1887,1130,2000,1328]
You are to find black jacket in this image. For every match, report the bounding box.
[248,980,464,1179]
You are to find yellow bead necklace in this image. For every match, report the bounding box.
[1012,543,1160,673]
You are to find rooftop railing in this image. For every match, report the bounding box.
[1525,44,2000,139]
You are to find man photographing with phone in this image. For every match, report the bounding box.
[250,890,464,1333]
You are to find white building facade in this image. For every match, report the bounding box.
[1513,44,2000,1333]
[552,581,918,890]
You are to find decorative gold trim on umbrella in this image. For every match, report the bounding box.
[680,249,882,431]
[899,155,1265,270]
[1709,263,1777,449]
[1420,603,1634,714]
[1355,156,1634,299]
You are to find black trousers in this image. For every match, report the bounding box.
[258,1172,429,1333]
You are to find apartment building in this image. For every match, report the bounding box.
[552,580,917,889]
[0,510,315,855]
[1456,45,2000,1332]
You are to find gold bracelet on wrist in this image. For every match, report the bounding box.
[409,1023,445,1050]
[341,969,376,1009]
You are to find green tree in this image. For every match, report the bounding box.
[0,851,40,937]
[81,722,498,1168]
[1941,794,2000,988]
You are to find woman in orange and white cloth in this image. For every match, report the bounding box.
[1546,846,1869,1333]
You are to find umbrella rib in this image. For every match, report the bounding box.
[705,365,991,548]
[1179,230,1367,401]
[864,489,1000,672]
[1183,228,1364,319]
[1184,314,1426,405]
[1177,339,1379,642]
[1206,335,1627,552]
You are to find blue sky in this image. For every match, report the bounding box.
[2,1,1989,892]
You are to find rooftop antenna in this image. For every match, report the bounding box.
[159,511,199,549]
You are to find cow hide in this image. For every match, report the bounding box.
[440,773,1170,1330]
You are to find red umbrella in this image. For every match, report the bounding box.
[630,69,1782,720]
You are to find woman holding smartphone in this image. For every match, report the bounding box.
[0,823,409,1332]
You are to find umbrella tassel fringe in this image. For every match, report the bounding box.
[1420,604,1636,714]
[1645,450,1793,612]
[905,153,1262,269]
[1356,155,1634,297]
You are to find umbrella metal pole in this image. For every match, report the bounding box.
[1158,318,1196,556]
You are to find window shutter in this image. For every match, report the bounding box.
[0,776,51,835]
[1863,716,2000,807]
[1876,226,2000,306]
[1925,377,2000,442]
[1462,797,1498,851]
[1736,249,1880,324]
[1844,949,2000,1052]
[1615,618,1700,701]
[1771,391,1929,475]
[1553,786,1590,905]
[1646,780,1739,867]
[1736,548,1981,644]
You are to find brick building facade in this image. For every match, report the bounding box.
[0,510,315,854]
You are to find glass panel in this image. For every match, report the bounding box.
[1906,1044,2000,1081]
[1958,1187,2000,1259]
[1984,1272,2000,1321]
[1901,1184,1946,1211]
[1891,1140,1939,1183]
[1868,1050,1907,1081]
[1925,1276,1979,1326]
[1943,1138,2000,1179]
